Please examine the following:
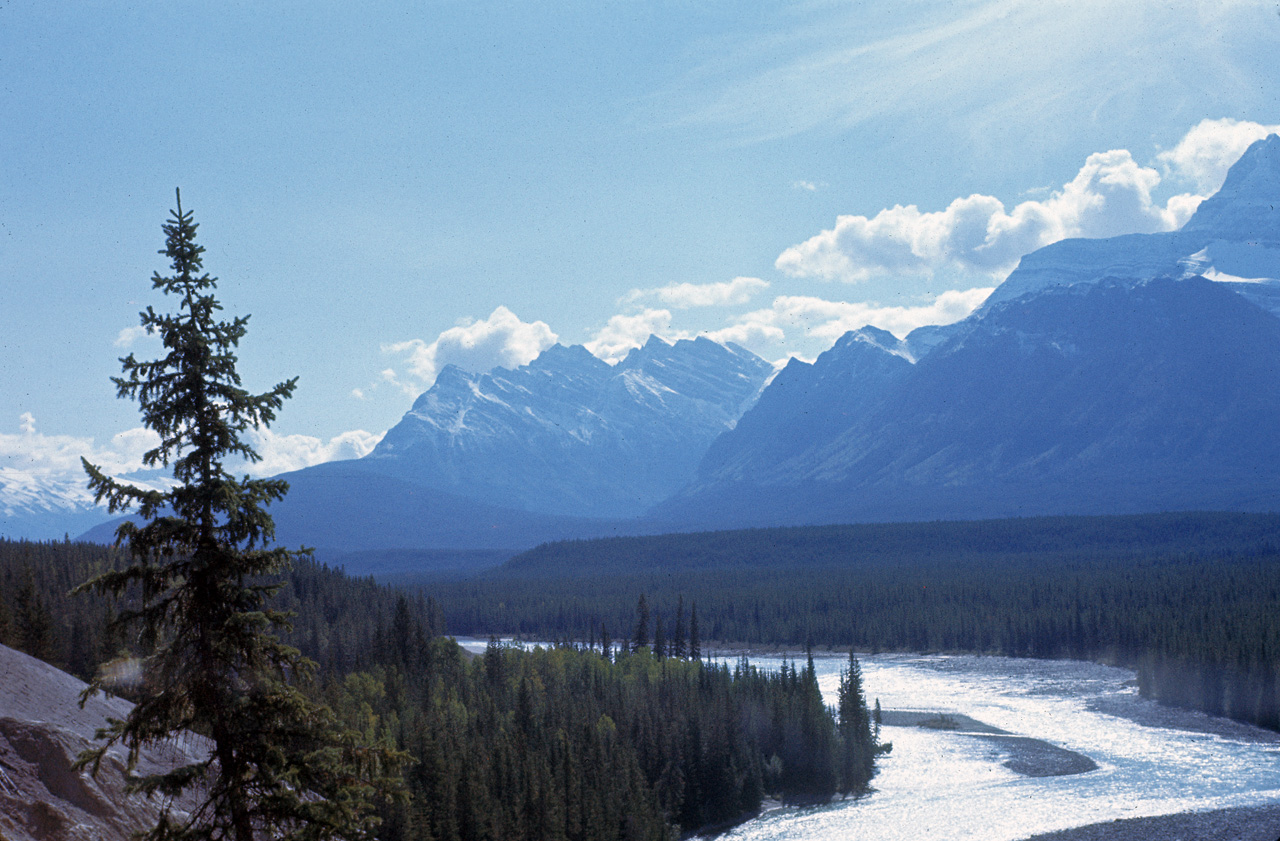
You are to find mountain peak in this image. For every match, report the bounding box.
[528,342,610,374]
[837,325,910,358]
[1182,133,1280,242]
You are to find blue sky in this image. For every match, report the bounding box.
[3,0,1280,495]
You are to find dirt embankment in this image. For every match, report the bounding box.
[0,643,204,841]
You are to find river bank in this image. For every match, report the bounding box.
[1022,804,1280,840]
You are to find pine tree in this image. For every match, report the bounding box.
[633,594,650,651]
[689,601,701,662]
[671,595,686,660]
[76,191,402,841]
[14,567,56,663]
[836,649,875,794]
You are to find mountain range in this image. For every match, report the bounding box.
[662,135,1280,528]
[26,134,1280,568]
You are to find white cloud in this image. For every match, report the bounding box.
[244,428,384,477]
[623,277,769,309]
[585,309,674,363]
[384,306,558,389]
[1156,118,1280,194]
[0,415,158,478]
[114,325,155,348]
[777,147,1201,284]
[792,180,822,192]
[733,288,994,344]
[698,321,786,348]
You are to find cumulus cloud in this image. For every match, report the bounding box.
[623,277,769,309]
[585,309,674,363]
[732,288,994,344]
[244,427,384,477]
[384,306,558,389]
[777,147,1201,283]
[1156,117,1280,194]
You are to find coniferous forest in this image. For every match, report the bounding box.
[0,537,880,839]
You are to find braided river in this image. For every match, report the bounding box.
[721,652,1280,840]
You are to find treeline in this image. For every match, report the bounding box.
[425,512,1280,732]
[341,629,880,840]
[0,537,443,681]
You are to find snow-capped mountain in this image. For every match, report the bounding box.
[0,469,108,540]
[362,335,774,518]
[1,468,173,541]
[659,134,1280,528]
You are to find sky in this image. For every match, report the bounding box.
[3,0,1280,496]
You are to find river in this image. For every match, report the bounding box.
[722,652,1280,840]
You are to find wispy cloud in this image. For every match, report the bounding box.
[622,277,769,309]
[731,288,994,346]
[656,1,1272,149]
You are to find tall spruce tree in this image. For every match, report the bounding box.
[836,649,875,794]
[633,593,650,651]
[76,191,401,841]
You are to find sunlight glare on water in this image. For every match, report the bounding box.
[720,653,1280,841]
